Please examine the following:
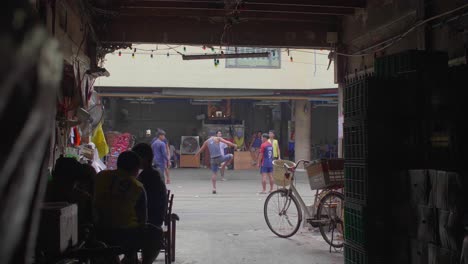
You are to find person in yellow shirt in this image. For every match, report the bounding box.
[233,130,245,150]
[268,130,281,160]
[94,151,162,264]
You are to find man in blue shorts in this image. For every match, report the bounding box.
[196,135,237,194]
[258,133,274,194]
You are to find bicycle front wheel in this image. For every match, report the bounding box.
[317,191,345,248]
[264,189,302,238]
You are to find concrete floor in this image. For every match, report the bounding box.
[157,168,344,264]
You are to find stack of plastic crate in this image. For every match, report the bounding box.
[343,50,453,264]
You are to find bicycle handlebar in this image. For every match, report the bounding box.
[283,159,311,170]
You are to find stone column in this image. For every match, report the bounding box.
[294,100,311,167]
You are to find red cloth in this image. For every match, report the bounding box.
[74,126,81,146]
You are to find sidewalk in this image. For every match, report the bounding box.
[161,168,344,264]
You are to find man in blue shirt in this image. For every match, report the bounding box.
[249,131,262,165]
[152,130,169,182]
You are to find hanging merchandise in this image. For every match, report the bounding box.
[92,122,109,159]
[106,132,133,170]
[73,126,81,146]
[81,143,107,173]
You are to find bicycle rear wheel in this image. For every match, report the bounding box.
[317,191,344,248]
[264,189,302,238]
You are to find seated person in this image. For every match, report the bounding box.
[46,157,95,239]
[132,143,168,227]
[93,151,162,264]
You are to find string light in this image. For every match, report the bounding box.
[211,47,215,52]
[167,52,170,57]
[290,56,293,62]
[132,53,135,59]
[118,51,121,56]
[183,46,186,52]
[150,53,153,58]
[134,48,136,53]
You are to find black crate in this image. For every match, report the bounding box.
[343,121,368,162]
[374,50,448,78]
[344,163,374,206]
[343,118,400,163]
[344,242,386,264]
[344,162,400,206]
[425,119,462,171]
[343,77,403,120]
[397,71,450,119]
[399,118,463,171]
[448,64,468,116]
[344,202,386,249]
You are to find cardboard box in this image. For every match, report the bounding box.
[429,170,462,210]
[180,154,200,168]
[37,203,78,257]
[411,239,428,264]
[417,205,437,243]
[409,170,429,206]
[234,151,255,170]
[428,243,458,264]
[438,209,460,251]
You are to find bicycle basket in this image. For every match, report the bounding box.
[306,158,344,190]
[272,160,296,187]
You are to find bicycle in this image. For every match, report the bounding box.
[263,159,345,249]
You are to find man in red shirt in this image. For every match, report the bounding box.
[257,133,274,194]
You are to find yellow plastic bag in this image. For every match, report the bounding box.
[92,123,109,158]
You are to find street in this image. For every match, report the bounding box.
[160,168,344,264]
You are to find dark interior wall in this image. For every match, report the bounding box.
[109,99,206,144]
[340,0,419,74]
[339,0,467,77]
[232,102,271,135]
[310,106,338,145]
[106,99,274,145]
[105,98,336,151]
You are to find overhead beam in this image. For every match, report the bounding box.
[243,0,366,8]
[120,0,366,9]
[118,6,355,16]
[119,1,357,15]
[118,8,341,22]
[99,17,338,47]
